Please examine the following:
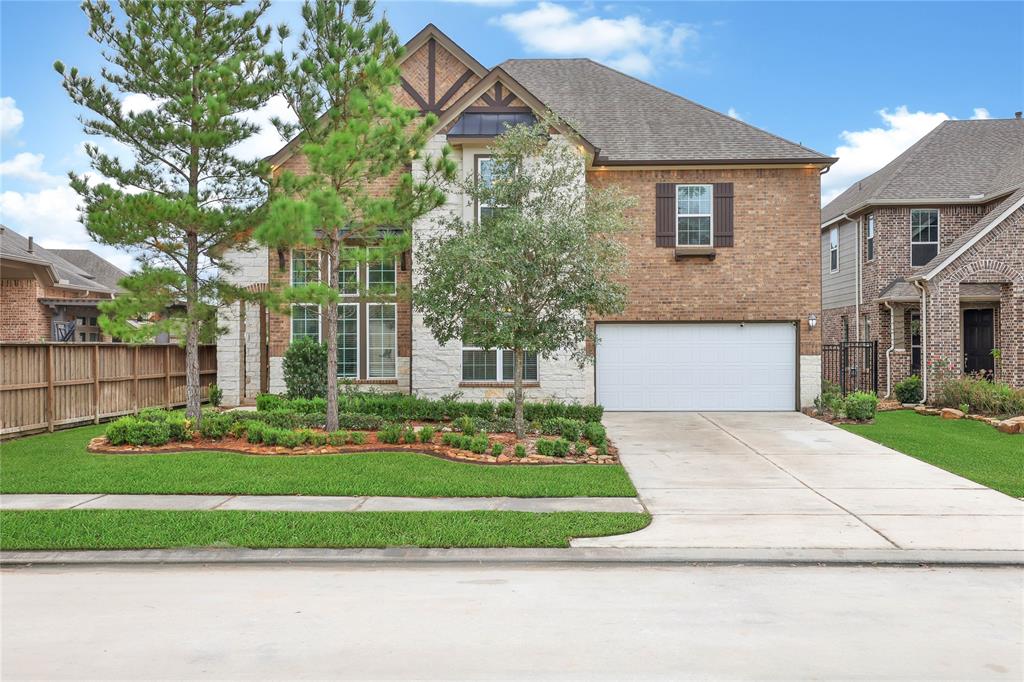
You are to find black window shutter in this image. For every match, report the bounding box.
[655,183,676,247]
[713,182,734,248]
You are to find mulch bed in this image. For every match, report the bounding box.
[87,431,619,466]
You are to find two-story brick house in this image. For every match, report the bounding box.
[821,117,1024,399]
[217,24,835,410]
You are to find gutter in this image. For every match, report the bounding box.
[882,301,896,398]
[912,280,928,401]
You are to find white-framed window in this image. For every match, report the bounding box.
[367,258,397,295]
[367,303,397,378]
[829,227,839,272]
[290,304,320,342]
[911,209,939,266]
[861,314,871,341]
[338,248,360,296]
[461,347,538,382]
[676,184,714,246]
[291,250,319,287]
[336,304,359,378]
[476,156,508,224]
[865,214,875,261]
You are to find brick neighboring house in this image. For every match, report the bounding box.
[0,225,125,342]
[820,116,1024,400]
[217,24,835,410]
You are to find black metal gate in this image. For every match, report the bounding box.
[823,341,878,395]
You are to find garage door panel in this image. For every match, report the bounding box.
[596,323,796,411]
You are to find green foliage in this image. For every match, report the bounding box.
[453,415,478,436]
[491,442,504,456]
[893,375,923,404]
[377,424,403,445]
[514,444,527,458]
[815,381,845,416]
[106,417,170,446]
[417,426,435,443]
[936,377,1024,417]
[256,394,285,411]
[350,431,367,445]
[844,392,879,421]
[245,421,269,444]
[208,384,223,408]
[198,412,231,439]
[541,417,583,441]
[55,0,280,421]
[402,427,418,444]
[535,438,570,458]
[307,431,328,447]
[333,392,602,424]
[596,442,608,457]
[582,422,606,447]
[283,338,328,400]
[337,413,384,431]
[327,431,350,447]
[258,396,328,414]
[413,116,633,435]
[469,435,490,454]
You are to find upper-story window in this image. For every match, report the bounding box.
[367,258,397,295]
[676,184,713,246]
[865,214,875,261]
[338,248,359,296]
[291,250,319,286]
[829,227,839,272]
[910,209,939,266]
[476,156,507,224]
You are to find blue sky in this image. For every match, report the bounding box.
[1,1,1021,271]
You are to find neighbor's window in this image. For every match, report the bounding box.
[911,209,939,266]
[829,227,839,272]
[336,304,358,378]
[367,258,397,295]
[291,250,319,286]
[462,347,538,382]
[676,184,713,246]
[865,214,875,261]
[338,248,359,296]
[290,304,320,342]
[367,304,396,378]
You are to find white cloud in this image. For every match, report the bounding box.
[971,107,991,120]
[0,96,24,139]
[727,107,742,121]
[495,2,696,77]
[121,93,161,115]
[0,152,64,186]
[230,95,296,161]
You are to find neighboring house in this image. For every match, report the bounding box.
[0,225,125,343]
[217,24,835,410]
[821,116,1024,400]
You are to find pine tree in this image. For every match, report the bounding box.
[55,0,279,423]
[256,0,454,432]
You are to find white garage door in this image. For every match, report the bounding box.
[596,323,796,411]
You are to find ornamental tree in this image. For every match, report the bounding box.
[414,118,634,436]
[255,0,454,432]
[55,0,279,423]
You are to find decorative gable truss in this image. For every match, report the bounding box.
[396,24,487,114]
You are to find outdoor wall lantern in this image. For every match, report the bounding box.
[808,313,817,330]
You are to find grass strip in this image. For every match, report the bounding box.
[0,510,651,550]
[841,410,1023,497]
[0,424,636,497]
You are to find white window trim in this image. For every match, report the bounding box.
[910,208,940,266]
[367,257,398,296]
[829,227,840,272]
[366,303,398,379]
[865,214,875,262]
[338,248,360,297]
[461,346,538,383]
[476,156,509,224]
[336,303,359,379]
[675,184,714,247]
[289,303,321,344]
[290,249,320,288]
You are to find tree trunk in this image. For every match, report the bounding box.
[513,347,525,438]
[184,232,201,423]
[324,243,339,431]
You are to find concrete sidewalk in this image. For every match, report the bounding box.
[574,412,1024,552]
[0,493,645,514]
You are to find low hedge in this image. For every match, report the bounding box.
[935,377,1024,416]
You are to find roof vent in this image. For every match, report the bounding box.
[27,236,34,253]
[1016,111,1022,119]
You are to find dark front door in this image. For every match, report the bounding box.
[963,309,995,377]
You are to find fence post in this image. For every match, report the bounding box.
[839,344,847,396]
[133,346,140,414]
[164,345,172,409]
[872,341,879,395]
[46,344,55,432]
[93,344,100,424]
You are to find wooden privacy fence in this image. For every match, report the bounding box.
[0,343,216,438]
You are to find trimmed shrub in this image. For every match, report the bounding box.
[337,412,384,431]
[453,415,478,435]
[276,429,308,448]
[469,434,489,454]
[330,392,603,424]
[377,423,402,445]
[283,337,328,399]
[417,426,435,443]
[166,416,193,441]
[936,376,1024,417]
[844,392,879,421]
[491,442,504,456]
[256,393,285,411]
[308,431,328,447]
[893,375,923,404]
[137,407,171,422]
[106,416,171,446]
[596,442,608,457]
[535,438,569,457]
[814,381,844,416]
[228,420,250,438]
[476,417,515,433]
[540,417,583,441]
[199,413,231,440]
[402,427,418,444]
[514,444,527,458]
[327,431,350,447]
[246,422,269,444]
[574,440,588,455]
[582,421,606,446]
[208,383,223,408]
[350,431,367,445]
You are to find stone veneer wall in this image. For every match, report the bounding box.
[216,245,268,406]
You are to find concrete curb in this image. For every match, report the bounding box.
[3,547,1022,567]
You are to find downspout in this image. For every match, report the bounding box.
[854,217,861,340]
[913,280,928,401]
[882,301,895,398]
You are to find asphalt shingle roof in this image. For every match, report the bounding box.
[822,118,1024,224]
[50,249,128,292]
[499,59,834,164]
[0,225,120,295]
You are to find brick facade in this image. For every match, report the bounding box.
[0,279,51,341]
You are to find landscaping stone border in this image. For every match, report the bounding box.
[914,405,1023,434]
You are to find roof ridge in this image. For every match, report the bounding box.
[575,58,830,159]
[867,119,950,203]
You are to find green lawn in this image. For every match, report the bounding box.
[0,510,650,550]
[841,410,1024,497]
[0,424,636,497]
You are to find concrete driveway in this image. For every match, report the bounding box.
[574,412,1023,551]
